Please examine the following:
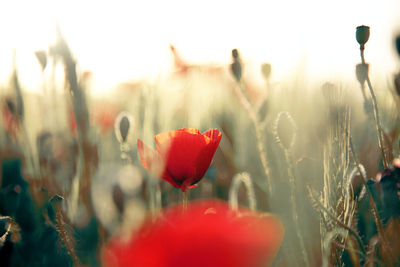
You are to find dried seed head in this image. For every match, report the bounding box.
[356,25,370,47]
[261,63,272,80]
[114,111,134,143]
[355,63,369,86]
[274,112,297,151]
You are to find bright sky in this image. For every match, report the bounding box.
[1,0,400,93]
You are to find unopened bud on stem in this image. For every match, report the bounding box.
[230,49,242,82]
[356,25,370,48]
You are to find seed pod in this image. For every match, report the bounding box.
[230,49,242,82]
[114,111,134,143]
[274,112,297,151]
[355,63,369,86]
[356,25,370,46]
[261,63,272,80]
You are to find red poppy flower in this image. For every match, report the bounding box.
[102,199,284,267]
[137,128,222,192]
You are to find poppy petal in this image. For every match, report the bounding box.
[102,200,284,267]
[203,128,222,143]
[155,129,206,184]
[137,139,163,177]
[194,129,222,178]
[137,139,180,189]
[154,128,200,154]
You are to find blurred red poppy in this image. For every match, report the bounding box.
[137,128,222,192]
[102,199,284,267]
[95,108,117,134]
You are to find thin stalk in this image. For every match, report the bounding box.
[183,191,188,211]
[360,48,388,168]
[284,150,310,267]
[233,82,272,193]
[360,84,368,102]
[55,210,80,265]
[229,172,257,211]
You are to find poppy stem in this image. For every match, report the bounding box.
[284,149,310,267]
[183,191,188,211]
[233,82,272,194]
[359,48,388,168]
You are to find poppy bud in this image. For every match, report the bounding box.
[356,25,370,47]
[274,112,296,151]
[395,35,400,57]
[232,48,239,60]
[114,111,134,144]
[230,49,242,82]
[261,63,272,80]
[119,117,130,142]
[355,63,369,86]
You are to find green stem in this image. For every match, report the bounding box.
[183,191,188,211]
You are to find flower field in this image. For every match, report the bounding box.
[1,18,400,267]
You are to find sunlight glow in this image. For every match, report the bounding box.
[1,0,399,93]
